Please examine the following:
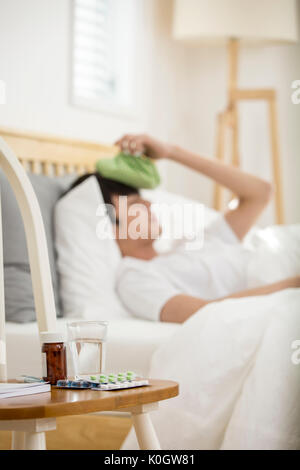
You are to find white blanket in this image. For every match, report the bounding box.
[123,225,300,450]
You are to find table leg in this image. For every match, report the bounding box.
[12,430,46,450]
[40,431,47,449]
[0,418,55,451]
[23,431,46,450]
[129,403,161,450]
[11,431,25,450]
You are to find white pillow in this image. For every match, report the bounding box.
[55,178,220,321]
[55,176,128,320]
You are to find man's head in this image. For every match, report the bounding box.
[68,173,161,258]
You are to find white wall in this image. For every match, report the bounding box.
[0,0,150,141]
[0,0,299,224]
[0,0,186,181]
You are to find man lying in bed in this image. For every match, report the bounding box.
[70,134,300,323]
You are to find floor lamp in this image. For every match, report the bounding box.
[173,0,298,224]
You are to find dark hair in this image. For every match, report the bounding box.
[65,172,139,207]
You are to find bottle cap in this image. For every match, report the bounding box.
[40,331,65,344]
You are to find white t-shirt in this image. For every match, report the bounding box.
[116,216,252,322]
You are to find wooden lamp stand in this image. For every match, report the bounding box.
[214,38,284,224]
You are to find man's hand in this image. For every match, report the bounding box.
[161,277,300,324]
[290,276,300,288]
[115,134,171,160]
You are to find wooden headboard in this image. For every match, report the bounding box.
[0,127,118,176]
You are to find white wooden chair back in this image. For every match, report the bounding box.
[0,138,57,380]
[0,129,116,381]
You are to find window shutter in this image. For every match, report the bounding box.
[72,0,115,101]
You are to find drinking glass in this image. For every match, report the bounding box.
[67,321,108,379]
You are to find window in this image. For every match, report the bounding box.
[72,0,137,116]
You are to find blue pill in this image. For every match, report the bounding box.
[57,380,68,387]
[90,382,99,388]
[82,381,91,388]
[71,381,83,388]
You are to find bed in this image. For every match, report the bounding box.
[0,127,179,380]
[1,128,300,450]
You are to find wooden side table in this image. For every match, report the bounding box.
[0,379,178,450]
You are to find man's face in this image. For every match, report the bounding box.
[111,194,162,241]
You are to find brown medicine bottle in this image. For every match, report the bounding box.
[40,332,67,385]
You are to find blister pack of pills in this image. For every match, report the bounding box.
[56,371,149,391]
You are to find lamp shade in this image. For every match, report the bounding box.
[173,0,299,44]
